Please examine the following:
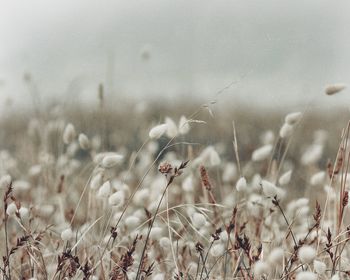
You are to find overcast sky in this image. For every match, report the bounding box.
[1,0,350,110]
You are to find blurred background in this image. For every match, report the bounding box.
[1,0,350,113]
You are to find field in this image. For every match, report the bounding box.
[0,88,350,280]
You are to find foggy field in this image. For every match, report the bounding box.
[1,88,350,279]
[1,1,350,279]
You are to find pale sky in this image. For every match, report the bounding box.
[1,0,350,110]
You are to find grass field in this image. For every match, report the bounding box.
[0,87,350,280]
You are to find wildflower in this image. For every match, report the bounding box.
[158,162,173,175]
[200,165,212,190]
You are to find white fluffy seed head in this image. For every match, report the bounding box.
[98,181,111,198]
[178,115,190,135]
[253,261,269,277]
[295,271,317,280]
[13,180,30,192]
[102,154,123,168]
[252,144,273,162]
[209,148,221,166]
[182,175,194,192]
[133,189,149,206]
[236,177,247,192]
[165,117,178,138]
[150,227,163,239]
[6,202,17,216]
[285,112,302,125]
[298,246,316,263]
[0,174,11,188]
[279,123,294,138]
[261,130,275,145]
[125,216,140,229]
[260,180,279,197]
[331,274,340,280]
[310,171,326,186]
[78,133,90,150]
[28,165,41,178]
[153,273,165,280]
[149,124,168,139]
[222,163,237,182]
[301,144,323,165]
[279,170,292,186]
[19,207,29,220]
[90,173,102,190]
[210,243,225,257]
[159,237,171,249]
[108,191,125,207]
[313,260,326,274]
[61,228,73,241]
[63,123,76,144]
[268,247,284,264]
[325,83,346,95]
[192,213,206,229]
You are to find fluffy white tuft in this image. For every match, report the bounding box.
[63,123,76,144]
[279,170,292,186]
[285,112,302,125]
[236,177,247,192]
[252,144,273,162]
[325,83,346,95]
[295,271,317,280]
[298,246,316,263]
[149,124,168,139]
